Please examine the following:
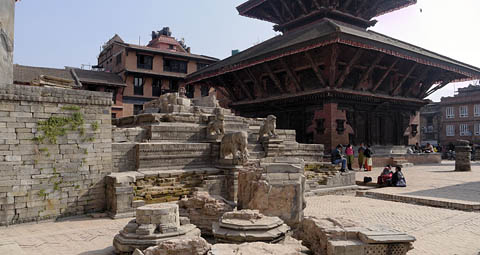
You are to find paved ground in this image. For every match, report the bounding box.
[355,161,480,205]
[305,195,480,255]
[0,162,479,255]
[0,216,131,255]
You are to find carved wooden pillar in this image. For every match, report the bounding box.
[0,0,15,85]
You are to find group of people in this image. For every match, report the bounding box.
[409,142,437,154]
[331,143,373,172]
[377,165,407,187]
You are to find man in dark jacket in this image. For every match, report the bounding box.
[331,144,347,172]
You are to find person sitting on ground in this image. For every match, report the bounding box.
[392,166,407,187]
[377,165,393,186]
[424,143,434,153]
[414,143,421,153]
[331,144,347,172]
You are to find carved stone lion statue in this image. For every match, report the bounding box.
[207,113,225,136]
[258,115,278,142]
[220,131,249,164]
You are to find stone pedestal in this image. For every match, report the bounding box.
[0,0,15,85]
[455,140,471,172]
[212,210,290,243]
[113,203,201,254]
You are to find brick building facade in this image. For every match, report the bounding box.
[438,85,480,146]
[97,28,218,117]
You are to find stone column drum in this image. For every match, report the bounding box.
[0,0,15,85]
[455,140,472,171]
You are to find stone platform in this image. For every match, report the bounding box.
[355,161,480,211]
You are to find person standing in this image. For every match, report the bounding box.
[358,143,366,171]
[345,144,354,171]
[364,144,373,171]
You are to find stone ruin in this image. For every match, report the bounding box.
[179,191,234,235]
[238,160,306,227]
[295,217,416,255]
[113,203,201,254]
[212,209,290,244]
[107,93,341,219]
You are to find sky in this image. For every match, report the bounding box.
[13,0,480,102]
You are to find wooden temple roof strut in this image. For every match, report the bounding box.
[425,80,451,97]
[404,66,430,97]
[232,72,254,100]
[372,58,399,92]
[268,1,285,24]
[280,58,303,92]
[263,63,285,93]
[312,0,321,10]
[329,44,339,87]
[305,51,326,87]
[217,76,238,101]
[391,62,418,95]
[244,68,264,95]
[295,0,308,14]
[336,49,363,88]
[356,53,384,90]
[279,0,295,20]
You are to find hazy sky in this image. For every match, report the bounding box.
[13,0,480,102]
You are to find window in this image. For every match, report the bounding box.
[460,124,469,136]
[446,107,455,119]
[201,85,209,97]
[197,63,209,71]
[112,113,117,119]
[446,125,455,137]
[164,59,188,73]
[427,125,434,133]
[152,79,162,97]
[168,45,175,50]
[116,54,122,65]
[475,123,480,136]
[475,104,480,117]
[134,77,144,96]
[459,106,468,118]
[137,54,153,70]
[133,105,143,115]
[169,80,178,92]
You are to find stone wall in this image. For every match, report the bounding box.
[112,127,146,173]
[0,84,112,225]
[0,0,15,85]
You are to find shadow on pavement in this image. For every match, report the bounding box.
[405,181,480,203]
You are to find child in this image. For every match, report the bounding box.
[345,144,354,171]
[363,144,373,171]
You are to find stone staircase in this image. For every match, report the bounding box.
[392,157,414,168]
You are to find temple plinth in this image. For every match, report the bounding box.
[187,0,480,151]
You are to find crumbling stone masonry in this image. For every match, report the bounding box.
[0,84,112,225]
